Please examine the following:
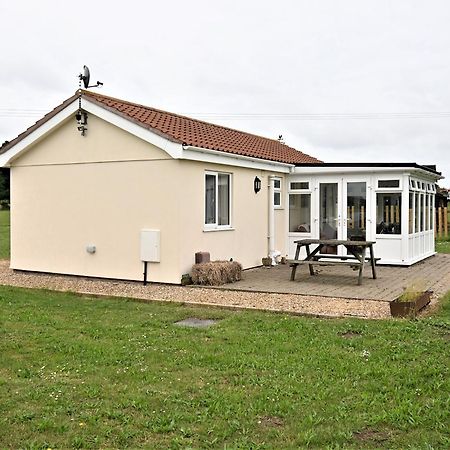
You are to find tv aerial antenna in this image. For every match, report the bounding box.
[76,65,103,136]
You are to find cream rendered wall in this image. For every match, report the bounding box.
[177,161,287,275]
[10,113,288,283]
[10,115,183,284]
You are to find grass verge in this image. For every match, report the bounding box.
[0,285,449,449]
[436,237,450,254]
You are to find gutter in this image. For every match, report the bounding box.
[294,164,443,179]
[182,144,296,173]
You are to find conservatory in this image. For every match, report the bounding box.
[286,163,441,265]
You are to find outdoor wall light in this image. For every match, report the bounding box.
[254,176,261,193]
[75,110,88,136]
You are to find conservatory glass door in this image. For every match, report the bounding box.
[319,182,339,254]
[344,182,367,242]
[318,180,368,256]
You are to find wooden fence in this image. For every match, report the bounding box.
[436,207,448,238]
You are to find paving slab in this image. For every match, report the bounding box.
[174,318,218,328]
[208,254,450,302]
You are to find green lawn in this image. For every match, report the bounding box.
[0,210,10,259]
[0,286,449,449]
[436,237,450,254]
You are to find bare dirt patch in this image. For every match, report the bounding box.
[258,415,284,427]
[339,330,363,339]
[353,428,391,443]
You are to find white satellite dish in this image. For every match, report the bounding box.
[78,65,103,89]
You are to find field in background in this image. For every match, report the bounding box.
[0,210,10,259]
[0,286,449,449]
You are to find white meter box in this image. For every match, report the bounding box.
[140,229,160,262]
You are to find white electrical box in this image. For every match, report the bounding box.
[140,229,160,262]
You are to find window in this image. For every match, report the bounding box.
[205,172,231,228]
[415,192,420,232]
[290,181,309,190]
[420,193,424,232]
[376,193,401,234]
[429,194,434,229]
[289,194,311,232]
[273,178,282,208]
[409,192,414,234]
[378,179,400,188]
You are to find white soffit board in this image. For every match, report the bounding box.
[293,165,441,179]
[182,147,293,173]
[83,100,294,172]
[0,102,79,167]
[81,99,183,159]
[0,96,302,172]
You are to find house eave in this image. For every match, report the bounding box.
[182,144,295,173]
[293,163,443,180]
[0,101,80,167]
[0,95,298,172]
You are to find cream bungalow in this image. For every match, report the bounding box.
[0,90,321,284]
[0,90,442,284]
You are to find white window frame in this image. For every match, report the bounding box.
[290,181,310,191]
[377,179,401,189]
[204,171,232,230]
[273,177,282,209]
[375,178,402,192]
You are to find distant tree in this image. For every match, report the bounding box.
[0,168,10,202]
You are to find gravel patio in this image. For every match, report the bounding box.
[0,254,449,320]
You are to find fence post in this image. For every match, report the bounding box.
[437,207,443,238]
[445,206,448,238]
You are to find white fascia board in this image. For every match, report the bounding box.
[182,145,293,173]
[81,99,183,159]
[0,102,79,167]
[293,165,442,179]
[1,95,296,173]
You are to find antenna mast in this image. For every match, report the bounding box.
[76,65,104,136]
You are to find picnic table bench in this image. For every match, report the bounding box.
[287,239,378,286]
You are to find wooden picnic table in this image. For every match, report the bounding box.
[288,239,377,286]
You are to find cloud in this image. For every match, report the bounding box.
[1,0,449,183]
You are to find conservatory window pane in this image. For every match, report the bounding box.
[289,194,311,232]
[415,193,420,232]
[425,194,429,231]
[378,179,400,188]
[429,194,434,229]
[409,192,414,234]
[420,194,424,231]
[376,193,401,234]
[290,182,309,190]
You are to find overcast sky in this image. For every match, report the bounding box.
[1,0,449,184]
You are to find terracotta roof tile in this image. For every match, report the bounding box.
[1,90,322,165]
[82,90,322,165]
